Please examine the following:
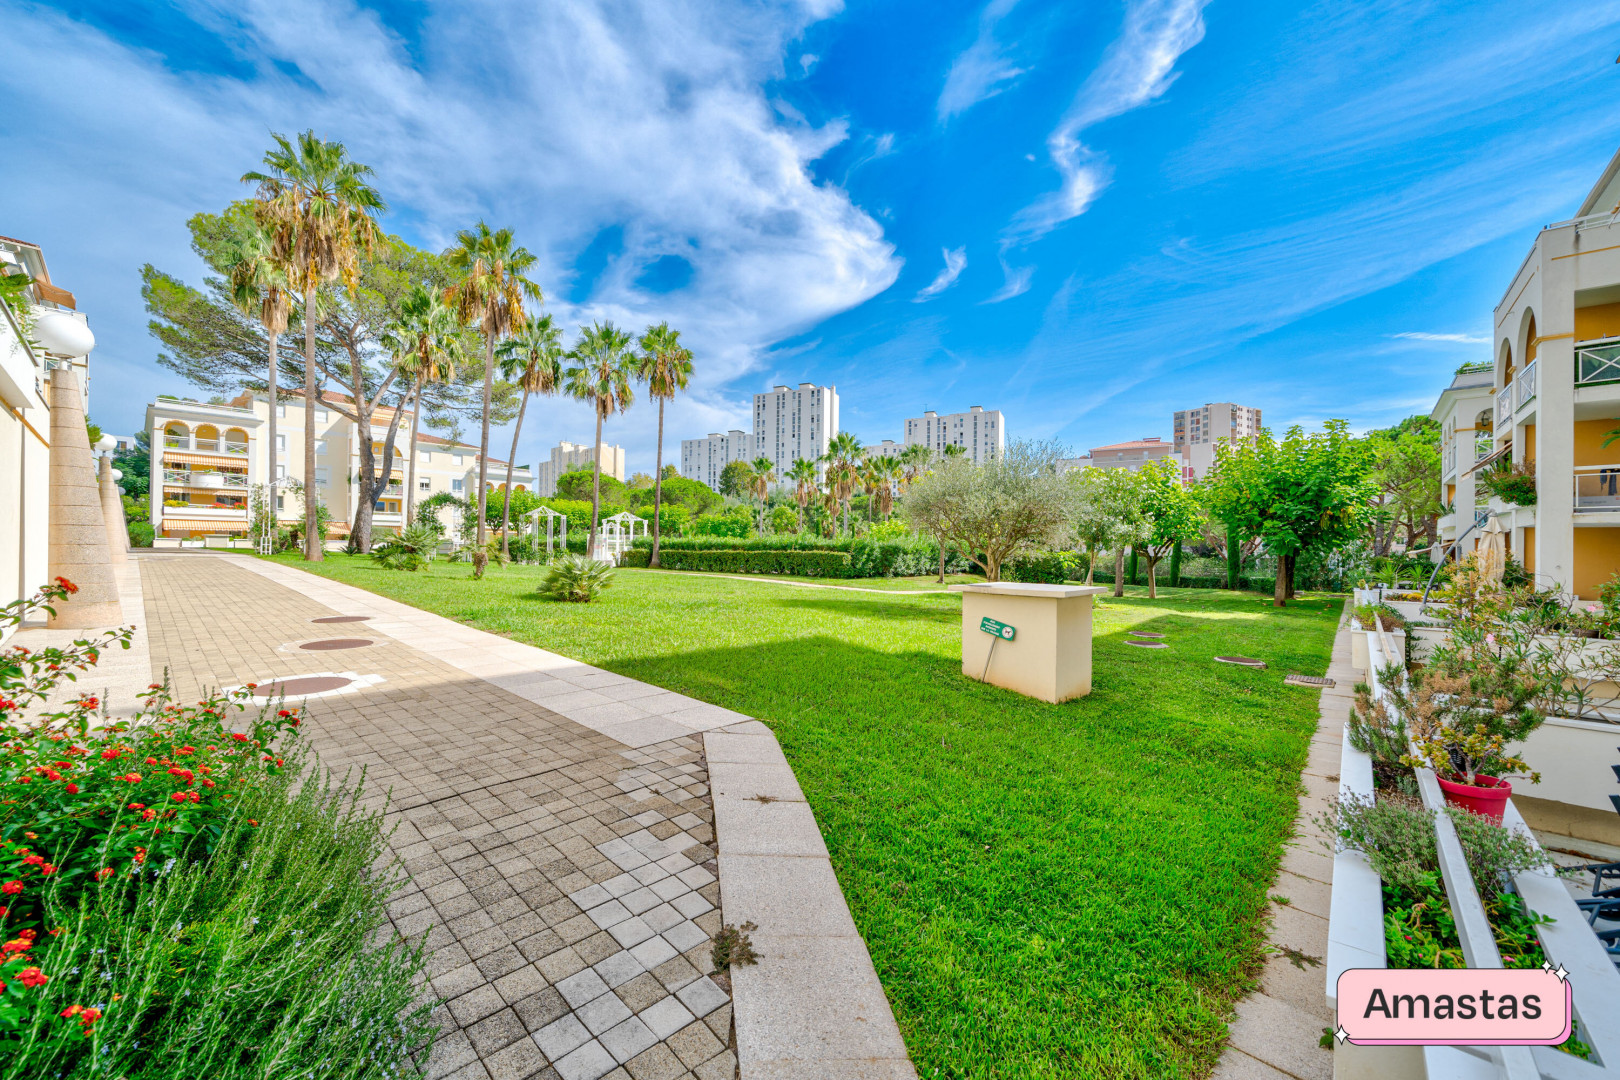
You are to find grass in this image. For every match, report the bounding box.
[267,554,1340,1079]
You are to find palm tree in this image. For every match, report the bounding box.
[748,456,776,532]
[821,431,864,536]
[898,442,931,491]
[243,131,385,561]
[564,322,636,557]
[787,458,819,531]
[868,454,902,520]
[382,285,463,524]
[223,222,291,540]
[633,323,694,568]
[496,314,564,560]
[444,222,543,578]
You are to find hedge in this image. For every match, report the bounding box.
[629,534,974,578]
[620,547,852,576]
[1089,569,1273,591]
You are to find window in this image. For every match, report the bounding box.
[451,479,464,493]
[277,405,287,418]
[314,467,330,484]
[420,451,431,464]
[418,478,431,492]
[316,410,330,423]
[276,434,286,452]
[452,454,464,466]
[275,465,286,480]
[275,495,284,511]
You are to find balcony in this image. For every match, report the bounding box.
[162,435,249,456]
[163,469,248,489]
[1574,464,1620,513]
[1494,384,1512,426]
[1513,357,1536,410]
[1576,338,1620,386]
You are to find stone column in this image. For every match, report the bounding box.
[98,452,128,564]
[46,367,121,628]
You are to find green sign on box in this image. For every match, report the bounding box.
[979,617,1015,641]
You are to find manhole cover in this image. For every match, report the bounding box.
[1128,631,1165,639]
[251,676,353,697]
[1215,656,1267,668]
[1285,674,1335,688]
[312,615,370,624]
[1125,640,1169,649]
[299,638,374,651]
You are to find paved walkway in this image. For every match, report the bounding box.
[140,556,737,1080]
[1212,611,1353,1080]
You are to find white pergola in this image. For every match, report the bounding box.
[594,511,647,563]
[523,505,569,558]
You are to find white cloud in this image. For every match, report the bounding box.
[1391,332,1491,344]
[937,0,1026,122]
[983,256,1033,303]
[799,52,819,75]
[0,0,901,468]
[1010,0,1208,242]
[914,247,968,301]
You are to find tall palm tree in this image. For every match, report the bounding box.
[821,431,864,536]
[787,458,819,531]
[633,323,693,568]
[868,454,902,520]
[564,322,636,556]
[444,222,542,578]
[223,222,291,537]
[749,456,776,533]
[243,131,386,562]
[382,285,462,524]
[496,314,564,560]
[898,442,932,491]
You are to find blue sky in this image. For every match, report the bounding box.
[6,0,1620,474]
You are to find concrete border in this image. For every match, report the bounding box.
[705,719,917,1080]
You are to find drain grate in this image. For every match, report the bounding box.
[1214,655,1267,668]
[252,676,353,697]
[1284,674,1335,688]
[299,638,374,651]
[1128,631,1165,639]
[312,615,370,624]
[1125,640,1169,649]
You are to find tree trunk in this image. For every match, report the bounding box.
[652,398,665,568]
[1113,547,1125,598]
[1084,550,1095,585]
[590,409,603,558]
[1127,546,1138,587]
[473,331,495,578]
[1226,522,1241,589]
[501,390,528,562]
[1145,554,1159,599]
[1285,553,1296,599]
[937,535,946,583]
[1274,555,1288,607]
[405,379,422,525]
[1169,540,1182,589]
[266,326,278,550]
[302,286,321,562]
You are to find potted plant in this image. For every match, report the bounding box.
[1477,459,1537,506]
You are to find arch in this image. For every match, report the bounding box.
[194,423,220,451]
[1496,338,1514,386]
[514,485,527,493]
[163,421,189,449]
[224,426,249,443]
[1520,308,1539,365]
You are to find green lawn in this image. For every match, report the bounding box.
[268,554,1340,1079]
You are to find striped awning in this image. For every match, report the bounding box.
[163,451,248,468]
[161,519,248,533]
[1462,443,1512,478]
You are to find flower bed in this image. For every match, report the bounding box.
[0,581,430,1075]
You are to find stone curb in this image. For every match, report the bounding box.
[705,720,917,1080]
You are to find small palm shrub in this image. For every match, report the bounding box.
[538,554,614,602]
[370,523,439,571]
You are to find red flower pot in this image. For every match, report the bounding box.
[1436,774,1512,823]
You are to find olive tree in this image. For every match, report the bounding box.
[903,439,1073,582]
[1067,466,1144,588]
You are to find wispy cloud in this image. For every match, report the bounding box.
[937,0,1026,122]
[914,246,968,301]
[1391,332,1490,344]
[983,255,1033,303]
[1009,0,1208,242]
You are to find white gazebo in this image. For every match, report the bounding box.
[523,505,569,559]
[594,511,647,564]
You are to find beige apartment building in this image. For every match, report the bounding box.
[535,440,625,497]
[1432,366,1496,556]
[1483,145,1620,598]
[1173,402,1261,482]
[1087,437,1176,471]
[145,390,532,542]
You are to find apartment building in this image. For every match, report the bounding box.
[2,235,96,613]
[754,383,838,480]
[904,406,1004,464]
[1432,366,1497,557]
[681,429,750,489]
[145,390,531,540]
[1173,402,1261,481]
[865,439,904,459]
[1480,144,1620,598]
[535,440,626,496]
[1087,437,1176,471]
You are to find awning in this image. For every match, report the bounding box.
[162,451,248,468]
[161,519,248,533]
[1462,443,1512,477]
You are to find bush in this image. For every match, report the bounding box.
[634,548,853,576]
[1006,551,1084,584]
[370,522,438,571]
[690,511,752,538]
[126,521,154,549]
[538,554,615,602]
[629,534,974,578]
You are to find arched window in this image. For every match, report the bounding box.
[163,422,189,449]
[194,424,220,452]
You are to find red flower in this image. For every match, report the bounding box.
[128,803,145,810]
[3,936,31,954]
[65,783,79,794]
[170,792,187,802]
[278,710,291,717]
[247,819,259,827]
[1,882,21,895]
[177,746,195,755]
[121,773,142,783]
[60,1005,82,1018]
[21,854,43,866]
[54,576,79,594]
[100,748,121,760]
[40,864,56,875]
[94,868,114,881]
[17,967,47,988]
[231,733,248,742]
[168,767,194,784]
[141,809,156,821]
[144,757,158,766]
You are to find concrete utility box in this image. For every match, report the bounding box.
[947,582,1108,703]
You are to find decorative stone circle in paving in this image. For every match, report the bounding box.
[1284,673,1335,688]
[312,615,371,624]
[1125,640,1169,649]
[251,675,354,696]
[299,637,375,651]
[1214,655,1267,668]
[1128,631,1165,639]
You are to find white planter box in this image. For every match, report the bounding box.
[1350,627,1405,673]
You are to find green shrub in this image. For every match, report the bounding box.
[629,534,972,578]
[370,523,438,571]
[1006,551,1083,584]
[126,521,154,548]
[647,549,853,576]
[619,548,652,568]
[690,510,752,538]
[538,553,615,602]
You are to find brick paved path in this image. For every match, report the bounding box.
[140,556,736,1080]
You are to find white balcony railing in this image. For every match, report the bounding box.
[160,435,250,455]
[222,473,248,488]
[1494,384,1513,426]
[1475,433,1492,461]
[1513,357,1536,410]
[224,440,248,455]
[162,469,188,485]
[1576,338,1620,386]
[1574,464,1620,512]
[163,470,249,489]
[1443,441,1456,474]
